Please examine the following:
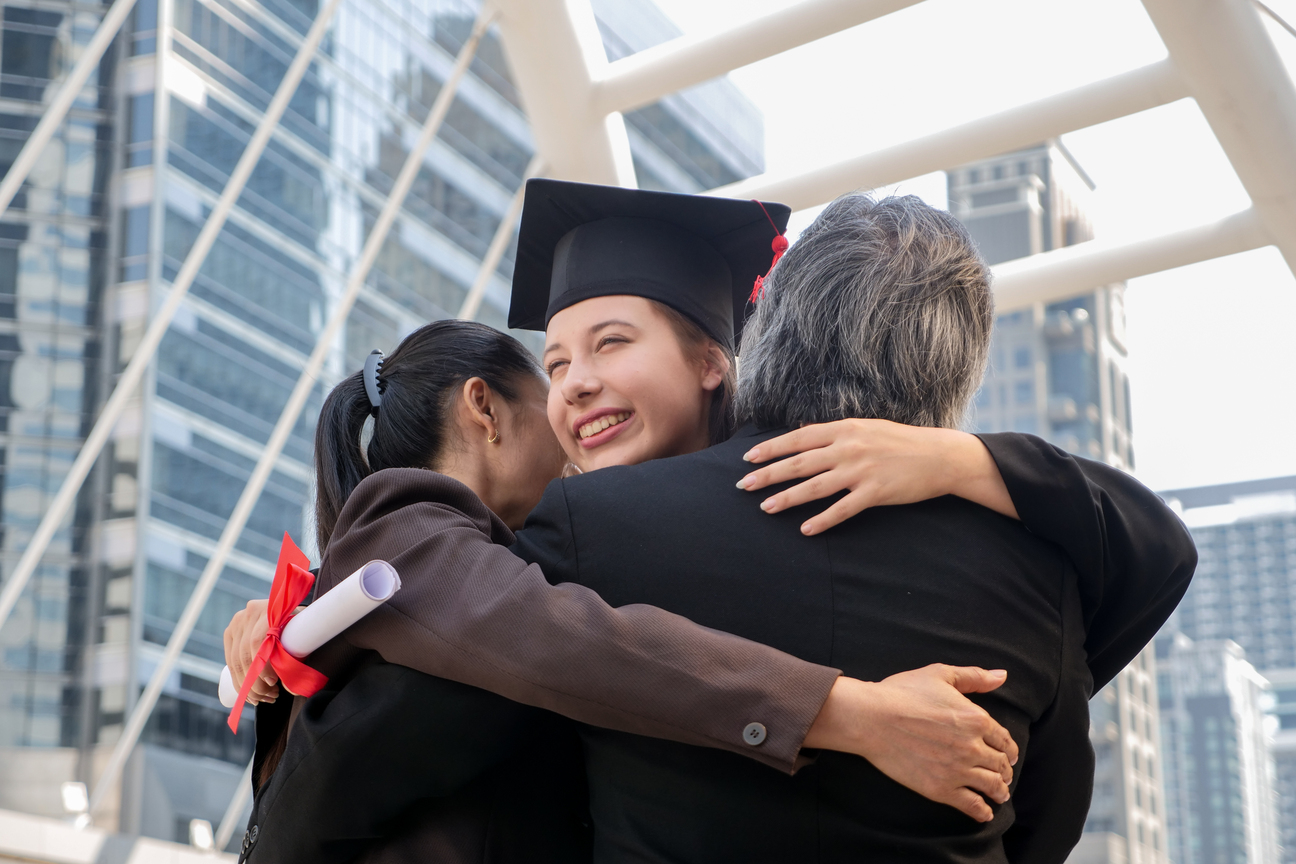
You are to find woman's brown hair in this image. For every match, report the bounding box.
[652,302,737,445]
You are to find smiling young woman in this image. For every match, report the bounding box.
[543,295,732,472]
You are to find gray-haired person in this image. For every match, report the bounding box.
[503,193,1194,861]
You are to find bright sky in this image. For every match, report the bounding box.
[652,0,1296,492]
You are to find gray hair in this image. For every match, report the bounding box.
[735,194,993,430]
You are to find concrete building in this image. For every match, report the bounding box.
[1157,634,1280,864]
[1078,645,1170,864]
[1265,668,1296,864]
[0,0,764,848]
[948,140,1133,469]
[1162,476,1296,671]
[949,143,1155,863]
[1161,475,1296,863]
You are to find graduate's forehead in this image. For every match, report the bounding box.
[543,296,660,355]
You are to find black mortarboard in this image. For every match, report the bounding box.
[509,179,791,349]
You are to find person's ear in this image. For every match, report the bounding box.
[460,377,501,443]
[698,344,730,393]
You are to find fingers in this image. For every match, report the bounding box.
[974,740,1013,784]
[981,718,1020,767]
[941,788,995,824]
[737,449,837,492]
[248,675,280,704]
[741,424,840,464]
[799,491,874,536]
[757,473,851,516]
[960,765,1010,806]
[944,665,1008,694]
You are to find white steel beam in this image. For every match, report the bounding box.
[0,0,138,216]
[993,208,1271,313]
[1139,0,1296,276]
[0,0,346,639]
[709,59,1189,212]
[87,5,497,817]
[493,0,634,186]
[593,0,925,116]
[213,758,254,852]
[458,155,545,321]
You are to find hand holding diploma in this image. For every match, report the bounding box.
[221,533,400,732]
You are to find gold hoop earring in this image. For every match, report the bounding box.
[487,430,499,444]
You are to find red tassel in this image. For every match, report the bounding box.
[750,201,788,304]
[750,234,789,304]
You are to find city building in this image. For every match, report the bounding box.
[1156,634,1280,864]
[948,140,1134,469]
[1265,668,1296,863]
[1161,474,1296,863]
[1076,645,1170,864]
[948,143,1154,863]
[0,0,764,847]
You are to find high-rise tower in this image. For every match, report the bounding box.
[948,142,1159,864]
[1161,475,1296,863]
[1157,634,1280,864]
[948,140,1133,470]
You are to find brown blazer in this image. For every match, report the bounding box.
[318,467,840,771]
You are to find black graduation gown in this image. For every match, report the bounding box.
[238,430,1195,863]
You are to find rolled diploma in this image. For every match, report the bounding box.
[219,560,401,708]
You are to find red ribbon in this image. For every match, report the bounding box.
[226,533,329,733]
[749,200,789,304]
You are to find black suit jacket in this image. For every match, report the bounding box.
[511,426,1106,863]
[242,430,1195,863]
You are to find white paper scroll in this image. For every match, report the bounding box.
[218,560,401,708]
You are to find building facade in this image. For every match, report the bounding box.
[1157,634,1280,864]
[1079,646,1171,864]
[1162,474,1296,863]
[0,0,764,847]
[0,0,116,823]
[948,143,1156,864]
[948,140,1134,470]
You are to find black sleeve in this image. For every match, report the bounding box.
[510,477,580,584]
[244,662,541,864]
[977,433,1197,690]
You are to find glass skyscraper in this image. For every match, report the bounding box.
[0,0,764,846]
[1161,475,1296,863]
[947,143,1160,864]
[948,140,1134,471]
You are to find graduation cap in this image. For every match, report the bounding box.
[509,179,791,350]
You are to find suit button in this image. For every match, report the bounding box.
[743,722,767,746]
[242,825,259,855]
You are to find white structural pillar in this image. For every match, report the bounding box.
[1140,0,1296,276]
[993,208,1271,313]
[594,0,925,115]
[213,758,254,852]
[711,59,1189,211]
[493,0,634,186]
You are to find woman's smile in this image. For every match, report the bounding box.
[574,409,636,448]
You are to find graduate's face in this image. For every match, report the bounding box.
[543,295,723,472]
